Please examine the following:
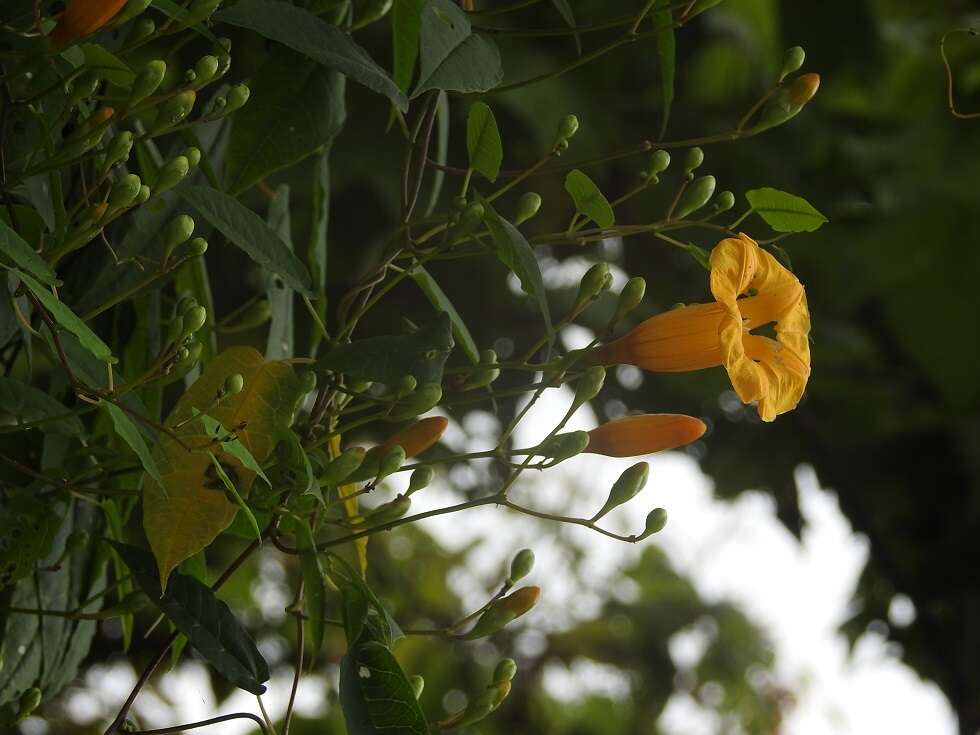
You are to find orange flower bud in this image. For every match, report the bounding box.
[498,585,540,617]
[585,414,705,457]
[787,73,820,107]
[372,416,448,459]
[51,0,129,49]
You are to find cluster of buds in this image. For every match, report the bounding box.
[438,658,518,729]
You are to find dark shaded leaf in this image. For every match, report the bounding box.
[0,376,83,436]
[0,218,57,285]
[0,491,61,590]
[414,0,502,96]
[652,0,675,139]
[393,0,426,91]
[339,641,428,735]
[102,401,163,487]
[410,266,479,365]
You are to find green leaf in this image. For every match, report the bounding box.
[198,414,271,489]
[550,0,581,54]
[339,641,429,735]
[0,218,58,285]
[0,376,83,436]
[326,554,402,647]
[225,48,346,195]
[264,185,295,359]
[151,0,220,43]
[215,0,408,111]
[111,542,270,695]
[80,44,134,88]
[318,313,454,386]
[466,102,503,182]
[745,187,828,233]
[565,169,615,229]
[298,522,327,654]
[307,151,330,357]
[208,451,262,541]
[414,0,502,96]
[278,428,318,500]
[178,184,313,295]
[410,266,479,365]
[477,194,553,345]
[652,0,675,139]
[393,0,425,91]
[0,490,61,590]
[102,401,163,488]
[13,269,115,363]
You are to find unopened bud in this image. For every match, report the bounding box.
[535,430,590,464]
[574,262,611,309]
[163,214,195,258]
[113,0,153,25]
[181,341,203,364]
[68,73,100,107]
[407,465,435,495]
[135,185,151,204]
[126,17,156,44]
[366,494,411,524]
[183,146,201,167]
[149,90,196,134]
[508,548,535,583]
[15,687,42,723]
[409,675,425,699]
[107,174,142,212]
[515,192,542,225]
[572,366,605,408]
[554,114,579,147]
[223,373,244,396]
[130,60,166,109]
[376,445,406,483]
[673,175,716,219]
[787,72,820,106]
[683,147,704,177]
[780,46,806,80]
[493,658,518,683]
[321,447,366,485]
[103,131,134,171]
[186,237,208,256]
[593,462,649,521]
[223,84,250,113]
[610,276,646,326]
[460,587,540,639]
[645,149,671,182]
[187,0,223,23]
[154,155,190,194]
[462,364,500,391]
[194,55,220,85]
[389,383,442,420]
[182,305,207,336]
[640,507,668,538]
[394,375,417,398]
[712,190,735,214]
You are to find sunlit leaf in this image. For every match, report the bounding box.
[745,187,828,233]
[565,169,615,229]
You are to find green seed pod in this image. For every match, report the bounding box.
[186,237,208,256]
[126,17,156,44]
[535,430,590,464]
[107,174,142,212]
[149,90,196,134]
[407,465,435,495]
[194,55,220,85]
[515,192,542,225]
[376,445,406,483]
[640,507,668,538]
[182,305,207,336]
[593,462,649,521]
[321,447,366,485]
[554,114,579,147]
[129,60,166,109]
[611,276,646,326]
[102,131,134,171]
[223,84,250,113]
[366,494,411,524]
[574,262,612,310]
[15,687,42,723]
[219,299,271,333]
[113,0,153,25]
[683,147,704,177]
[223,373,244,396]
[645,149,671,182]
[780,45,806,80]
[460,587,540,640]
[673,175,716,219]
[508,548,535,584]
[163,214,195,258]
[572,366,606,408]
[183,146,202,168]
[155,155,190,194]
[712,190,735,214]
[389,383,442,420]
[493,658,518,683]
[409,675,425,699]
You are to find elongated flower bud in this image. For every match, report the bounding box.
[194,55,220,85]
[366,494,411,524]
[753,73,821,133]
[593,461,649,520]
[610,276,646,327]
[374,416,448,459]
[493,658,518,683]
[711,190,735,214]
[459,587,540,640]
[112,0,153,26]
[125,17,155,44]
[574,262,612,310]
[409,675,425,699]
[780,46,806,81]
[155,155,190,194]
[644,149,671,183]
[535,430,590,464]
[102,131,134,172]
[182,305,207,336]
[585,414,705,457]
[787,73,820,106]
[407,465,435,495]
[389,383,442,420]
[321,447,366,485]
[683,147,704,177]
[508,548,534,583]
[163,214,194,260]
[15,687,42,723]
[375,446,406,483]
[107,174,142,212]
[674,175,716,219]
[51,0,129,48]
[148,90,196,134]
[440,681,511,729]
[639,507,668,538]
[554,114,579,148]
[572,366,605,409]
[515,192,542,225]
[129,60,166,109]
[223,83,251,114]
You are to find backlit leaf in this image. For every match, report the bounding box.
[414,0,502,96]
[746,187,828,232]
[565,169,615,229]
[466,102,503,182]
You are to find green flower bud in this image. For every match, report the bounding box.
[347,377,372,394]
[451,194,468,211]
[299,370,317,394]
[535,430,590,464]
[194,55,220,85]
[645,149,671,182]
[183,146,201,167]
[181,340,203,364]
[223,84,250,113]
[639,507,668,538]
[554,114,579,147]
[409,675,425,699]
[177,296,198,317]
[712,190,735,214]
[135,185,151,204]
[389,383,442,420]
[107,174,142,212]
[780,46,806,81]
[149,90,196,134]
[508,548,535,584]
[394,375,417,398]
[376,445,406,483]
[186,0,223,23]
[176,346,190,361]
[441,681,511,728]
[407,465,435,495]
[68,73,100,107]
[113,0,153,25]
[515,192,542,225]
[366,494,411,524]
[610,276,646,326]
[493,658,518,683]
[459,587,540,640]
[184,70,198,85]
[186,237,208,256]
[155,155,190,194]
[573,366,606,408]
[673,175,716,219]
[574,262,612,310]
[223,373,244,396]
[593,461,649,521]
[15,687,42,723]
[125,17,156,44]
[166,316,184,344]
[219,299,271,332]
[129,60,166,109]
[320,447,366,485]
[683,147,704,177]
[102,131,134,171]
[182,305,207,336]
[163,214,195,258]
[462,364,500,391]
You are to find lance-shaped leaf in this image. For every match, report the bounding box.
[410,266,478,365]
[0,376,83,436]
[326,553,402,647]
[393,0,425,91]
[466,102,503,182]
[0,219,57,285]
[178,184,313,295]
[215,0,407,111]
[414,0,502,96]
[143,347,306,586]
[102,401,163,487]
[111,542,270,695]
[318,313,453,386]
[565,169,615,228]
[264,184,295,359]
[339,641,429,735]
[746,187,828,233]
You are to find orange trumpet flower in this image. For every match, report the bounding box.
[51,0,129,49]
[585,414,706,457]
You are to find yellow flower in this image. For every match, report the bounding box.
[592,233,810,421]
[585,414,706,457]
[51,0,129,49]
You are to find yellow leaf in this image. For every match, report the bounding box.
[144,347,305,587]
[330,434,368,577]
